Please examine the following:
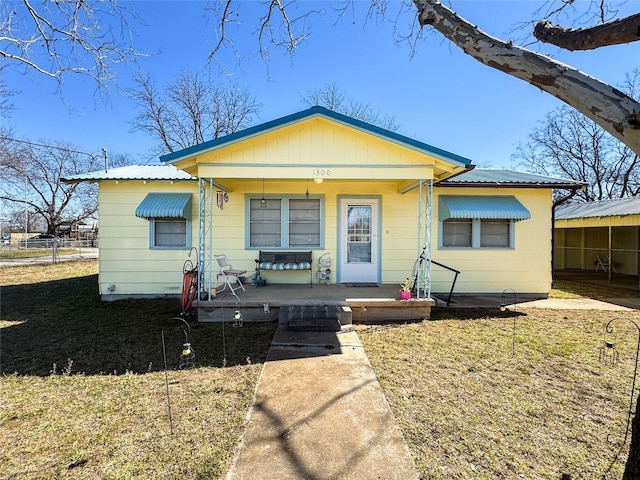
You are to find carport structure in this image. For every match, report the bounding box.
[554,198,640,289]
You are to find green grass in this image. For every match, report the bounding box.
[359,308,640,479]
[2,261,640,478]
[551,278,640,299]
[1,260,277,479]
[0,248,84,259]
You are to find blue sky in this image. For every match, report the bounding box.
[2,0,638,169]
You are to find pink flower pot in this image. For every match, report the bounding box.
[400,290,411,300]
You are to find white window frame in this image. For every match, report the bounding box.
[149,218,191,249]
[246,195,324,250]
[441,218,514,249]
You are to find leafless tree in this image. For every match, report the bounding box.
[414,1,640,155]
[209,1,640,155]
[130,70,261,154]
[515,72,640,201]
[0,0,143,92]
[301,83,399,131]
[0,138,114,234]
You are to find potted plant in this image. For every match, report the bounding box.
[400,277,412,300]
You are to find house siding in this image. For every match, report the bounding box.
[96,178,553,297]
[177,116,455,183]
[432,187,552,294]
[97,181,198,296]
[208,180,422,287]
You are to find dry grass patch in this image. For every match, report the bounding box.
[1,260,277,479]
[360,308,640,479]
[1,367,259,479]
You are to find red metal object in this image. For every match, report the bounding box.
[180,267,198,317]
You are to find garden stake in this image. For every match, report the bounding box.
[600,317,640,478]
[602,318,640,446]
[161,329,173,435]
[500,288,517,356]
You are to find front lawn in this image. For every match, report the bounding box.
[0,260,276,479]
[1,261,638,478]
[360,307,638,479]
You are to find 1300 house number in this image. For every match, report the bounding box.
[312,169,331,177]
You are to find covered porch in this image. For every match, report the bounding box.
[159,107,473,311]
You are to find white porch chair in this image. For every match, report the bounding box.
[595,254,617,273]
[214,254,247,298]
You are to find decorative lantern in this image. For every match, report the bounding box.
[233,309,243,328]
[179,342,195,369]
[599,340,619,366]
[176,317,195,369]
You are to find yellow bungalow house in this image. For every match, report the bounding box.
[64,107,583,304]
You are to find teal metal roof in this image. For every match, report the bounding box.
[159,106,473,168]
[63,165,195,183]
[440,195,531,221]
[437,168,586,188]
[135,193,192,219]
[556,197,640,220]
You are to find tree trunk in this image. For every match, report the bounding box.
[413,0,640,156]
[623,394,640,478]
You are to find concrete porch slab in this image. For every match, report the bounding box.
[197,283,434,323]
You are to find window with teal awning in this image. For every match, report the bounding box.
[439,195,531,222]
[135,193,192,249]
[135,193,192,219]
[439,195,530,249]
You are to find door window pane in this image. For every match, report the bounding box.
[347,205,372,263]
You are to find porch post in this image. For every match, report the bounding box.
[417,179,433,299]
[608,225,613,285]
[198,178,214,300]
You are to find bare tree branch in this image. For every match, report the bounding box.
[207,0,323,67]
[414,0,640,155]
[130,70,261,153]
[534,13,640,50]
[0,0,144,92]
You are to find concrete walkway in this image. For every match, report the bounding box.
[226,325,419,480]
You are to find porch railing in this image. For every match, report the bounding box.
[430,260,461,306]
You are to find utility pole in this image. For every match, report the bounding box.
[24,176,28,246]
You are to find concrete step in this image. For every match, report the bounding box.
[280,302,352,331]
[288,317,342,332]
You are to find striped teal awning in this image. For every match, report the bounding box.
[440,196,531,221]
[135,193,192,219]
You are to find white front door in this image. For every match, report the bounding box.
[339,198,379,283]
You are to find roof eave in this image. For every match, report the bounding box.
[437,182,586,189]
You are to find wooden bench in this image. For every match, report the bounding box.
[255,251,313,287]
